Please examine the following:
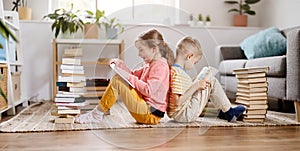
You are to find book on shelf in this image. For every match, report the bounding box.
[233,66,269,74]
[237,87,268,93]
[55,93,82,98]
[69,87,86,93]
[236,91,267,97]
[63,48,83,56]
[110,63,135,88]
[235,72,266,79]
[60,64,84,70]
[67,82,85,88]
[246,109,267,115]
[62,58,81,65]
[85,86,107,91]
[61,69,85,74]
[54,97,86,103]
[237,77,267,84]
[86,78,110,87]
[238,82,268,88]
[58,76,85,83]
[83,91,105,97]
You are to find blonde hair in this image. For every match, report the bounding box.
[176,36,202,57]
[136,29,175,66]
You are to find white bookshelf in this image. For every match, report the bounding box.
[0,5,28,116]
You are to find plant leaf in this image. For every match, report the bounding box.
[245,10,256,15]
[242,4,250,11]
[224,1,239,4]
[245,0,260,4]
[228,8,239,13]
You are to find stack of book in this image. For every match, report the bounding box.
[233,66,269,123]
[53,48,87,123]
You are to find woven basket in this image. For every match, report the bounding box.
[0,65,8,111]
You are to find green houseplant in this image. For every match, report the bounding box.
[101,17,124,39]
[83,9,105,39]
[196,13,204,26]
[224,0,260,26]
[205,15,211,26]
[43,4,84,39]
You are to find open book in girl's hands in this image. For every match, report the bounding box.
[110,63,135,88]
[195,66,219,82]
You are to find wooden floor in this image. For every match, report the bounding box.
[0,126,300,150]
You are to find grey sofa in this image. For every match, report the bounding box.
[217,26,300,122]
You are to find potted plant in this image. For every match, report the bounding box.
[196,13,204,27]
[18,0,32,20]
[43,4,84,39]
[101,17,124,39]
[187,14,194,27]
[205,15,211,26]
[224,0,260,26]
[84,9,105,39]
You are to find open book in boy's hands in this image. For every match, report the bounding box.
[194,66,219,82]
[110,63,135,88]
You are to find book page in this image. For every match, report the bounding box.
[194,66,218,82]
[110,63,135,88]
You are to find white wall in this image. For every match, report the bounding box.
[19,22,260,100]
[260,0,300,29]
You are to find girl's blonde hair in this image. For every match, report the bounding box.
[136,29,175,66]
[176,36,202,57]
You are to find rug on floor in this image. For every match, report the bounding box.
[0,101,299,132]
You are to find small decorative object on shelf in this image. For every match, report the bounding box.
[187,14,195,27]
[196,13,204,27]
[224,0,261,27]
[205,15,211,26]
[84,9,105,39]
[100,17,124,39]
[12,0,32,20]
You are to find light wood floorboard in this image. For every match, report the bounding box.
[0,126,300,151]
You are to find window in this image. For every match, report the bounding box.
[51,0,178,25]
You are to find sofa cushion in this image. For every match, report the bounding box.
[219,59,247,75]
[245,55,286,77]
[240,27,287,59]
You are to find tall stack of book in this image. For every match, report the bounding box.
[53,48,87,123]
[233,66,269,123]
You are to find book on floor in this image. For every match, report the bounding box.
[236,91,267,97]
[54,116,75,124]
[237,77,267,84]
[246,109,267,115]
[235,98,267,105]
[237,82,268,88]
[237,87,268,93]
[233,66,269,74]
[236,72,266,79]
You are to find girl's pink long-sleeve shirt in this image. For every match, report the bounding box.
[127,58,170,112]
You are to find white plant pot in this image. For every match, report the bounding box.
[205,21,211,26]
[106,28,118,39]
[197,21,204,27]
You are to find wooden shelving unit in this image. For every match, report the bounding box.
[52,39,125,99]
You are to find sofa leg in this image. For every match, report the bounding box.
[294,101,300,122]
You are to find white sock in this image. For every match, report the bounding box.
[75,107,104,124]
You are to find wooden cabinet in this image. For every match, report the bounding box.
[52,39,124,99]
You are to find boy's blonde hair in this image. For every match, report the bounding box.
[176,37,202,57]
